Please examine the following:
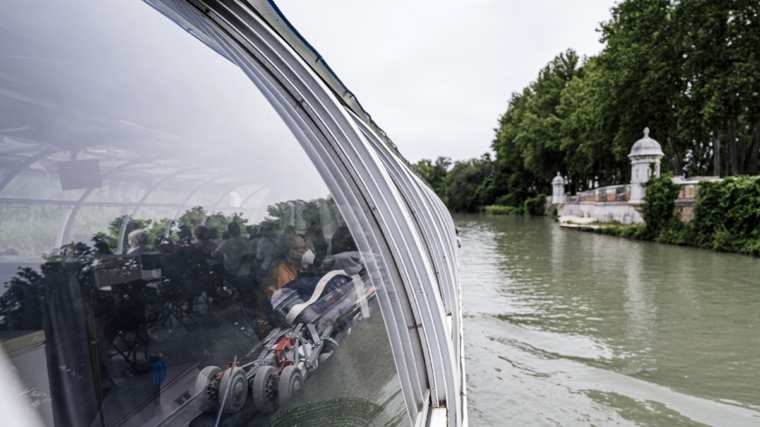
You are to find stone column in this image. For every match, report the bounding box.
[628,127,664,207]
[551,172,565,204]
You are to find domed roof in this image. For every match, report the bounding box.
[629,127,664,158]
[551,172,565,185]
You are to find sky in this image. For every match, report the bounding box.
[276,0,619,164]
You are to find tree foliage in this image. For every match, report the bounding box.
[443,155,496,213]
[414,157,451,199]
[415,1,759,213]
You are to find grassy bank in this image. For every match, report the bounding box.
[484,194,548,217]
[567,175,760,257]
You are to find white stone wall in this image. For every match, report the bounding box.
[556,202,643,224]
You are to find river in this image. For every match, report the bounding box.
[455,214,760,426]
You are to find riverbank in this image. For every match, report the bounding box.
[557,175,760,257]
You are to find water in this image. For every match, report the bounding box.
[456,214,760,426]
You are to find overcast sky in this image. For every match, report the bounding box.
[276,0,619,164]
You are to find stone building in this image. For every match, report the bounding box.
[552,128,666,225]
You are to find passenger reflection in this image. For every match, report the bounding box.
[211,222,253,278]
[255,234,307,337]
[207,227,221,246]
[330,225,357,255]
[247,224,260,245]
[177,224,193,244]
[127,229,151,255]
[191,225,217,255]
[92,236,113,255]
[153,236,196,330]
[300,235,317,273]
[255,220,281,280]
[176,230,212,315]
[211,221,256,308]
[320,226,362,276]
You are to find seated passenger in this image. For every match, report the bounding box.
[152,237,199,325]
[176,227,212,313]
[255,221,280,278]
[154,237,187,284]
[191,225,217,255]
[127,229,151,255]
[177,225,193,244]
[299,235,317,275]
[189,225,229,308]
[211,222,253,278]
[92,236,112,255]
[208,228,221,246]
[255,234,308,337]
[321,225,362,275]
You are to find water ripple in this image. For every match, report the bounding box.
[457,214,760,426]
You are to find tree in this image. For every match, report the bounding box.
[414,157,451,200]
[443,154,495,212]
[425,0,760,212]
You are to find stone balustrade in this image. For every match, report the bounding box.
[576,185,630,203]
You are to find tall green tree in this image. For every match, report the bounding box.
[493,50,584,195]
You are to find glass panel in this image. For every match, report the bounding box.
[0,1,406,426]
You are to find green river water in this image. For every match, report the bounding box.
[455,214,760,426]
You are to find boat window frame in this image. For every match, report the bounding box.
[149,0,445,424]
[352,117,464,421]
[163,0,467,424]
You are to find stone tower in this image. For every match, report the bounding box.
[628,127,664,206]
[551,172,565,204]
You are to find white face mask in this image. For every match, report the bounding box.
[301,249,315,265]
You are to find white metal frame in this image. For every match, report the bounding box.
[153,1,467,425]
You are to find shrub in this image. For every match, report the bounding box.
[495,193,519,207]
[691,176,760,251]
[619,223,648,240]
[658,221,693,245]
[484,205,524,215]
[642,174,681,239]
[523,194,547,216]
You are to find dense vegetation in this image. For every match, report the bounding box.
[415,0,760,213]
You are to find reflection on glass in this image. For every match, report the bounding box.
[0,1,404,426]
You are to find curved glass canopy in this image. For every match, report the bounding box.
[0,1,464,426]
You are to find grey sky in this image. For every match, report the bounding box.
[276,0,618,164]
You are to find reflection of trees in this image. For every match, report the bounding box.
[91,208,245,252]
[0,267,44,331]
[176,206,206,228]
[0,241,108,332]
[93,215,168,252]
[266,197,342,232]
[265,197,345,267]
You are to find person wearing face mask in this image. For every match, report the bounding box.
[254,233,309,337]
[300,235,317,271]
